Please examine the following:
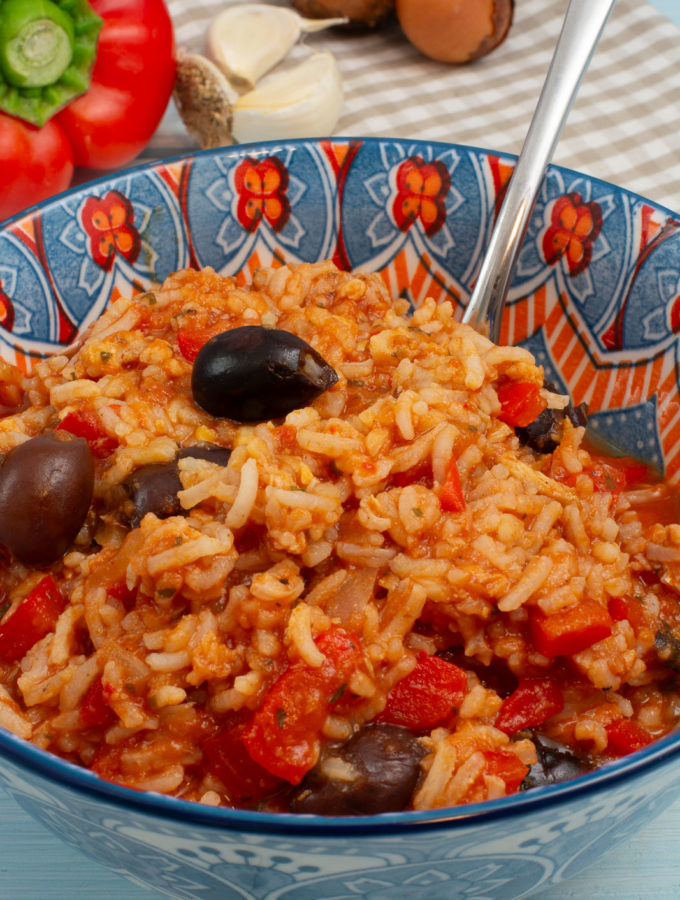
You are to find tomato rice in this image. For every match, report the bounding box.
[0,260,679,814]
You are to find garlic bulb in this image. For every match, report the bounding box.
[207,3,347,89]
[231,51,343,144]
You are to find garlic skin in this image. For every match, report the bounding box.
[173,50,238,149]
[207,3,347,90]
[232,51,343,143]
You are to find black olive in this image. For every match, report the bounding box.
[0,432,94,565]
[122,443,231,527]
[289,723,426,816]
[191,326,338,422]
[521,733,594,790]
[516,380,589,454]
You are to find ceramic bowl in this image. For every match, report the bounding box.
[1,137,680,900]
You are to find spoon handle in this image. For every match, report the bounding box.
[461,0,617,342]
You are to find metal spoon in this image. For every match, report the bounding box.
[462,0,617,342]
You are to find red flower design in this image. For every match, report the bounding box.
[80,191,141,271]
[542,192,602,276]
[234,157,290,233]
[392,157,450,236]
[667,295,680,333]
[0,280,14,331]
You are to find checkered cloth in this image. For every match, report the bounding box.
[152,0,680,213]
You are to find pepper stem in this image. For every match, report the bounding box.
[0,0,102,126]
[0,0,76,88]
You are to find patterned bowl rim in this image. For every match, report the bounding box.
[1,711,679,836]
[3,134,680,230]
[1,138,680,836]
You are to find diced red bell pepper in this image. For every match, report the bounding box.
[177,327,213,363]
[607,595,647,632]
[377,653,468,730]
[202,723,284,805]
[106,580,137,611]
[605,717,653,756]
[566,455,649,492]
[482,748,530,793]
[439,456,466,512]
[57,408,118,459]
[0,576,66,662]
[495,676,564,735]
[530,599,613,658]
[241,626,365,785]
[80,675,117,729]
[497,381,547,428]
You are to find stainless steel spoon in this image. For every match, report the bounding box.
[461,0,617,342]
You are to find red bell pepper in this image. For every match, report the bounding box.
[605,717,653,757]
[80,674,116,728]
[497,381,547,428]
[566,455,649,492]
[482,748,530,793]
[0,115,75,222]
[530,598,612,658]
[202,721,284,805]
[57,408,118,458]
[377,653,468,730]
[241,626,365,785]
[495,676,564,735]
[0,575,66,662]
[439,455,466,512]
[0,0,176,222]
[177,326,223,364]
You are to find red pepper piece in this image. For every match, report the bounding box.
[530,599,613,658]
[377,653,468,730]
[106,580,137,611]
[605,717,653,756]
[495,676,564,735]
[202,723,284,805]
[439,456,466,512]
[0,575,66,662]
[566,455,649,492]
[482,748,530,793]
[176,326,222,363]
[57,408,117,458]
[80,675,116,728]
[497,381,547,428]
[607,595,647,632]
[241,626,365,784]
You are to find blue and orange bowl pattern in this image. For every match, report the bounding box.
[2,138,680,900]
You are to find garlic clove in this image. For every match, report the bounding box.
[207,3,347,90]
[173,49,238,150]
[231,51,343,144]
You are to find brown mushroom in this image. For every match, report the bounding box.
[396,0,513,64]
[290,0,395,29]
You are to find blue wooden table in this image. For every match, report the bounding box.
[3,2,680,898]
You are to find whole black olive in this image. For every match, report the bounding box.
[191,326,338,422]
[0,432,94,565]
[122,443,231,527]
[290,723,426,816]
[521,733,594,790]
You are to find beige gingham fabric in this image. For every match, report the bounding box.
[151,0,680,213]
